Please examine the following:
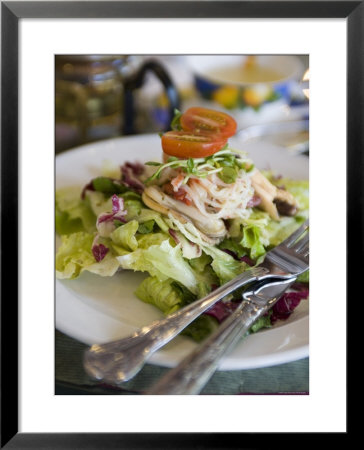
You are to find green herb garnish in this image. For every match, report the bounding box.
[170,108,183,131]
[145,147,252,185]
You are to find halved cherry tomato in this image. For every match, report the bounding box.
[180,107,237,138]
[161,131,227,158]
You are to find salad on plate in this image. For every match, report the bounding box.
[56,107,309,343]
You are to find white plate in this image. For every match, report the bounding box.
[56,134,309,370]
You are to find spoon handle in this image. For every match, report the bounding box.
[83,267,267,384]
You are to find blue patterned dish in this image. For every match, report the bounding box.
[185,55,305,111]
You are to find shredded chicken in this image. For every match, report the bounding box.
[162,170,254,221]
[250,169,298,220]
[143,163,298,242]
[142,188,223,244]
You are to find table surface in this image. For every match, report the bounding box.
[55,330,309,395]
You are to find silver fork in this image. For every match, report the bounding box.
[145,277,300,395]
[83,220,309,384]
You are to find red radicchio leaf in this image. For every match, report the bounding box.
[97,211,127,226]
[240,255,255,266]
[204,300,239,324]
[97,195,127,227]
[112,194,124,213]
[124,161,144,176]
[113,216,127,223]
[221,248,239,259]
[220,248,255,266]
[81,180,95,199]
[121,164,145,194]
[271,289,309,323]
[92,243,109,262]
[97,212,116,224]
[291,282,309,295]
[205,283,309,326]
[168,229,179,243]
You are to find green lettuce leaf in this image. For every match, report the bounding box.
[227,175,309,257]
[228,210,270,239]
[168,216,246,284]
[124,199,143,221]
[135,276,188,315]
[188,253,218,295]
[136,232,170,249]
[110,220,139,252]
[116,239,201,295]
[55,232,119,279]
[137,220,155,234]
[109,244,131,257]
[181,315,219,343]
[85,191,113,217]
[264,216,307,247]
[136,209,170,233]
[109,229,170,257]
[188,252,213,273]
[218,237,247,259]
[227,210,270,261]
[170,281,197,304]
[210,256,244,285]
[55,187,96,235]
[249,313,272,333]
[297,270,309,283]
[240,224,267,260]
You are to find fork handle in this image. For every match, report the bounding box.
[145,299,262,394]
[83,267,268,384]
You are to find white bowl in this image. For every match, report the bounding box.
[185,55,304,87]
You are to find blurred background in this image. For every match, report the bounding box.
[55,54,309,154]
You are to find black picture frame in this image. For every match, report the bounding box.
[1,1,357,447]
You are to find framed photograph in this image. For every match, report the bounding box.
[1,1,357,447]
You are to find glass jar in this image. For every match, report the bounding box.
[56,55,130,151]
[55,55,179,152]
